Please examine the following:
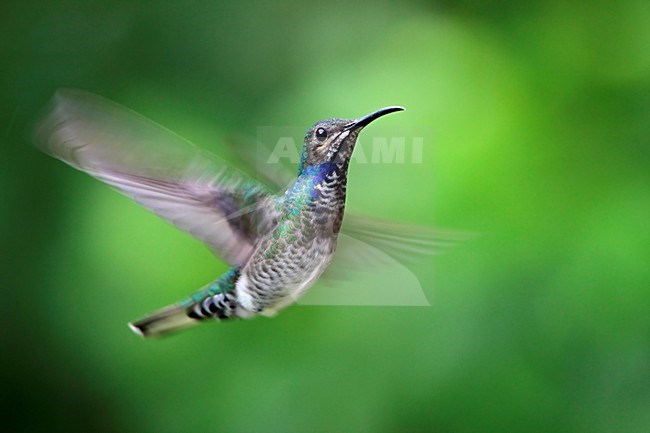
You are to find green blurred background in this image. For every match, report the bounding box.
[1,1,649,432]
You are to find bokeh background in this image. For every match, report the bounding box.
[2,1,648,432]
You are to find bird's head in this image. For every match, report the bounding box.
[298,106,404,175]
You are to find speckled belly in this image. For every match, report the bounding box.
[235,233,337,315]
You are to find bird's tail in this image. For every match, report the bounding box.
[129,268,241,338]
[128,304,199,338]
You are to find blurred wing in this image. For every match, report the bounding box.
[301,218,472,306]
[223,134,295,192]
[34,89,274,266]
[298,233,431,306]
[340,213,473,263]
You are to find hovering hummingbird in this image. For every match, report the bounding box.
[35,90,452,337]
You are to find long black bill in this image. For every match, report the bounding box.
[345,106,405,131]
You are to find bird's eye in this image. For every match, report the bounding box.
[315,127,328,142]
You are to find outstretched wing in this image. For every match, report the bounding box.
[34,89,275,266]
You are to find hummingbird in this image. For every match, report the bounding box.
[35,89,411,337]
